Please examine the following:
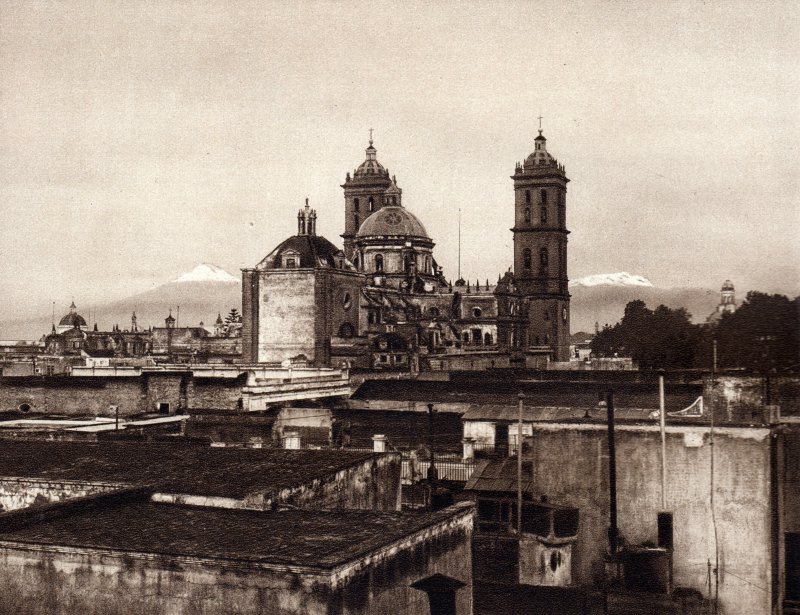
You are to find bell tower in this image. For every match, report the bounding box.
[511,124,571,361]
[341,130,392,259]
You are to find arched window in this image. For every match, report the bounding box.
[368,196,374,212]
[540,206,547,223]
[354,213,360,228]
[404,254,415,273]
[463,332,470,344]
[540,247,549,267]
[354,198,360,211]
[525,190,531,204]
[524,208,531,222]
[541,189,547,204]
[429,306,440,317]
[523,248,532,269]
[484,332,493,345]
[374,254,384,272]
[425,255,431,273]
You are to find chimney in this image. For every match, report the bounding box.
[372,434,387,453]
[283,431,301,450]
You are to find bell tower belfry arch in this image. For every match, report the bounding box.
[511,124,571,362]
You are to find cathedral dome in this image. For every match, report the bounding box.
[58,302,87,329]
[356,205,429,240]
[257,235,354,270]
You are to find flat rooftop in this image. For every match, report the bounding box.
[0,441,379,499]
[333,409,463,452]
[0,500,472,568]
[353,379,701,411]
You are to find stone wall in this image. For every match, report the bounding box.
[187,375,246,410]
[528,423,773,615]
[258,271,317,363]
[0,376,146,416]
[0,373,244,417]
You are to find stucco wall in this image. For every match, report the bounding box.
[0,479,123,512]
[329,505,474,615]
[0,547,332,615]
[244,454,402,512]
[528,423,772,615]
[258,271,317,363]
[0,504,474,615]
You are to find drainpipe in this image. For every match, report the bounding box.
[606,390,619,555]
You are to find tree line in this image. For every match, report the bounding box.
[590,292,799,372]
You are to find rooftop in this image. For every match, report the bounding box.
[353,378,701,412]
[333,408,463,452]
[0,441,379,499]
[0,500,472,569]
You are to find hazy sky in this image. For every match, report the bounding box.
[1,0,798,321]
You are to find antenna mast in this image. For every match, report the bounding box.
[458,208,461,280]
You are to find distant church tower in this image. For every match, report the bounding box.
[719,279,736,314]
[341,132,393,259]
[512,126,571,362]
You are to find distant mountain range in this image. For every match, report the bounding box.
[569,271,654,288]
[0,264,242,340]
[0,266,721,340]
[569,283,719,333]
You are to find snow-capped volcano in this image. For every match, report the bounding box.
[569,272,654,288]
[173,264,239,284]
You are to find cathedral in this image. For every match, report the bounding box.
[241,130,572,369]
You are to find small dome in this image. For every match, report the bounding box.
[356,205,429,239]
[721,280,734,291]
[354,141,389,179]
[58,302,87,328]
[523,131,558,169]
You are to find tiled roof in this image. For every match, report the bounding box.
[0,501,473,568]
[0,441,378,500]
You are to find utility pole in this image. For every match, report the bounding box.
[427,403,438,482]
[517,393,524,535]
[659,370,666,511]
[606,390,619,555]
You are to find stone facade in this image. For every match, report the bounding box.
[243,133,573,368]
